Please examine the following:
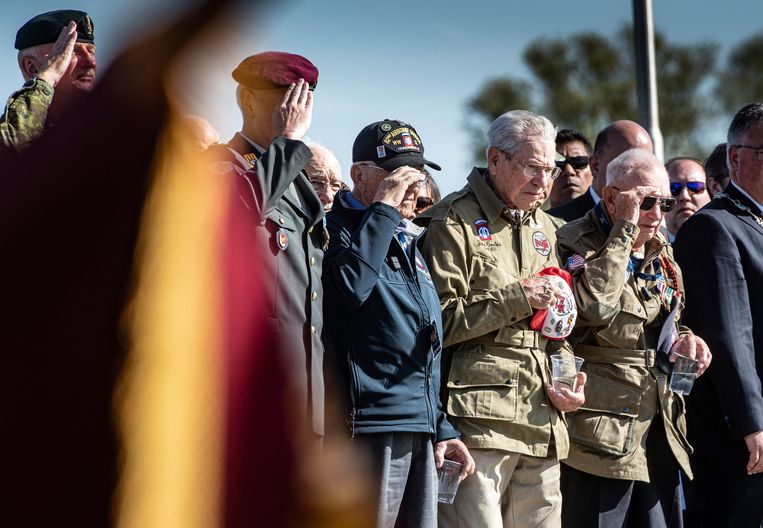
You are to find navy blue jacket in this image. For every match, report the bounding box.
[322,190,458,442]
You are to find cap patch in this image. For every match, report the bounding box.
[380,123,392,132]
[474,219,492,241]
[376,146,386,158]
[382,126,422,153]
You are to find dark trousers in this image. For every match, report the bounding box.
[691,455,763,527]
[561,419,683,528]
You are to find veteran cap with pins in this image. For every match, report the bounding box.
[232,51,319,91]
[353,119,441,172]
[14,10,94,50]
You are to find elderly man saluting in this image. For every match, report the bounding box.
[322,120,474,528]
[419,110,586,528]
[556,148,712,528]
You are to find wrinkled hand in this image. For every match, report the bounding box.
[434,438,475,482]
[373,166,424,210]
[36,22,78,87]
[611,185,653,225]
[744,430,763,475]
[520,276,563,310]
[546,372,586,412]
[670,334,711,376]
[272,78,313,140]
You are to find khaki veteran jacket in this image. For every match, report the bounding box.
[556,205,693,482]
[418,167,570,459]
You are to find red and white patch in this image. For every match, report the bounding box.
[276,230,289,250]
[532,231,551,256]
[401,132,414,147]
[474,219,492,241]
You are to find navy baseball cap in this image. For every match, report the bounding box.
[352,119,441,172]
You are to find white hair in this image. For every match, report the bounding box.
[17,45,47,80]
[486,110,556,159]
[305,143,342,175]
[605,148,663,188]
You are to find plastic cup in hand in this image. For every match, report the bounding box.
[437,459,462,504]
[670,354,699,395]
[550,354,584,391]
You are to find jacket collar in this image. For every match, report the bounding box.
[467,167,510,224]
[727,181,763,215]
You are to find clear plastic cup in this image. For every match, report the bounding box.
[437,459,462,504]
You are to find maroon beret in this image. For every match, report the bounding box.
[232,51,318,91]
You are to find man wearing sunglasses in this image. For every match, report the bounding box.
[549,129,594,209]
[664,157,710,242]
[549,121,653,223]
[674,103,763,527]
[557,148,712,527]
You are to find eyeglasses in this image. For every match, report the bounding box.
[611,186,677,212]
[669,181,706,197]
[555,155,590,170]
[500,150,561,180]
[309,179,344,192]
[732,144,763,161]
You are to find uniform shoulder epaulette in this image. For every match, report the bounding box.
[430,186,471,222]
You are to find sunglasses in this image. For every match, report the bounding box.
[416,196,434,210]
[611,186,677,212]
[555,155,590,170]
[669,181,706,197]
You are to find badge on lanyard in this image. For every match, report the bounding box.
[276,229,289,251]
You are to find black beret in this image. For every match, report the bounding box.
[232,51,318,91]
[14,10,94,50]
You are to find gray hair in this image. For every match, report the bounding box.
[727,103,763,145]
[17,45,46,80]
[306,142,342,175]
[606,148,663,187]
[486,110,556,159]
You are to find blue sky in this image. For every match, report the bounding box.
[2,0,762,193]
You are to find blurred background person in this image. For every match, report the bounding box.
[414,169,441,216]
[183,115,219,150]
[704,143,731,198]
[306,142,344,212]
[664,157,711,242]
[549,129,593,209]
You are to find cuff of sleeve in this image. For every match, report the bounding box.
[607,219,639,249]
[435,415,460,443]
[23,77,54,98]
[369,201,403,223]
[501,280,533,324]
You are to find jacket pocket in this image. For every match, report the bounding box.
[446,351,519,421]
[568,371,642,456]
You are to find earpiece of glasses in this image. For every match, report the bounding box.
[555,156,590,170]
[669,181,706,196]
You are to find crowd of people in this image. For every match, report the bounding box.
[2,9,762,528]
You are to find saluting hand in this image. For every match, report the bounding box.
[373,166,424,211]
[611,185,654,225]
[37,22,78,87]
[272,78,313,141]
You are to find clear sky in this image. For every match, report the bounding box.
[2,0,762,193]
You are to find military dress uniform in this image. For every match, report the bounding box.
[0,78,52,151]
[419,167,572,528]
[212,132,326,437]
[556,203,693,528]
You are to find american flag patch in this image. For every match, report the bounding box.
[565,254,585,271]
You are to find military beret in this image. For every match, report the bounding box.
[232,51,318,91]
[14,10,94,50]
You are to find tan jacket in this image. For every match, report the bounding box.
[556,206,693,482]
[419,168,570,459]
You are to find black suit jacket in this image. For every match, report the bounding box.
[547,188,596,222]
[674,183,763,456]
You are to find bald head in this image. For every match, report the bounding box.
[592,120,654,195]
[306,143,344,211]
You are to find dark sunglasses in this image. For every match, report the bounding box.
[611,186,677,212]
[416,196,434,210]
[555,155,590,170]
[669,181,706,197]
